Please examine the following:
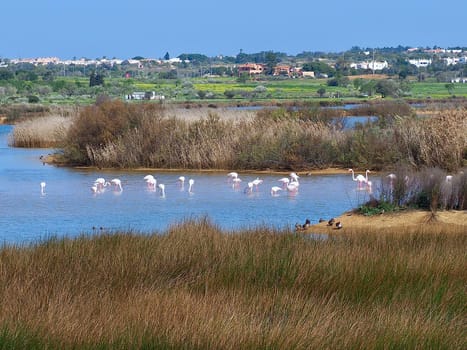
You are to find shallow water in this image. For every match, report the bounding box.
[0,125,377,245]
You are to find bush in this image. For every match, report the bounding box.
[27,95,39,103]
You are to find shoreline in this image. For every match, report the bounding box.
[43,154,354,175]
[301,209,467,234]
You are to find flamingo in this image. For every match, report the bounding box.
[271,186,283,195]
[94,178,110,190]
[40,181,46,195]
[232,177,242,189]
[158,183,166,197]
[286,182,299,193]
[278,177,290,189]
[290,172,300,182]
[144,175,154,181]
[348,169,369,190]
[244,182,254,194]
[94,177,105,189]
[227,172,238,182]
[91,184,98,194]
[145,177,157,189]
[178,176,185,185]
[252,177,263,191]
[110,178,122,191]
[188,178,194,193]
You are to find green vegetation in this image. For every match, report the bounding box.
[0,218,465,349]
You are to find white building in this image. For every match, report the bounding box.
[350,61,389,71]
[408,59,432,68]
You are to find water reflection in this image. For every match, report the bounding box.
[0,125,377,245]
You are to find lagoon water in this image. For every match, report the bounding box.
[0,125,376,245]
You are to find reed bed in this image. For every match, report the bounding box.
[0,218,465,349]
[378,166,467,210]
[9,115,73,148]
[8,100,467,172]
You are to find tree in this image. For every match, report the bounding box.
[89,71,105,87]
[264,51,279,75]
[317,87,326,97]
[164,52,170,60]
[445,83,455,95]
[375,79,400,98]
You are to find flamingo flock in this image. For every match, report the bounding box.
[41,169,376,199]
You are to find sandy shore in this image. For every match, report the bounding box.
[302,209,466,234]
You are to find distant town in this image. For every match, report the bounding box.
[1,45,466,105]
[1,46,466,76]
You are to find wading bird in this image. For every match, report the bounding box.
[40,181,46,195]
[110,178,122,191]
[188,178,194,193]
[271,186,283,195]
[348,169,370,190]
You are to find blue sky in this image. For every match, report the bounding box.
[1,0,466,59]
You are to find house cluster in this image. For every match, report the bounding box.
[7,57,187,68]
[450,77,467,83]
[125,91,165,100]
[237,63,313,77]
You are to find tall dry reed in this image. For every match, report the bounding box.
[0,218,465,348]
[9,115,73,148]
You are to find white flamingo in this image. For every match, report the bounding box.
[271,186,282,195]
[146,177,157,189]
[40,181,46,195]
[252,178,263,191]
[348,169,370,190]
[286,182,299,193]
[158,183,166,197]
[244,182,254,194]
[232,177,242,189]
[227,172,238,182]
[278,177,290,189]
[110,178,122,191]
[188,178,194,193]
[94,178,110,190]
[290,172,300,182]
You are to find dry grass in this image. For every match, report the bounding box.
[0,218,465,348]
[9,115,74,148]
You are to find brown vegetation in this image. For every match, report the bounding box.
[0,218,465,348]
[10,100,467,173]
